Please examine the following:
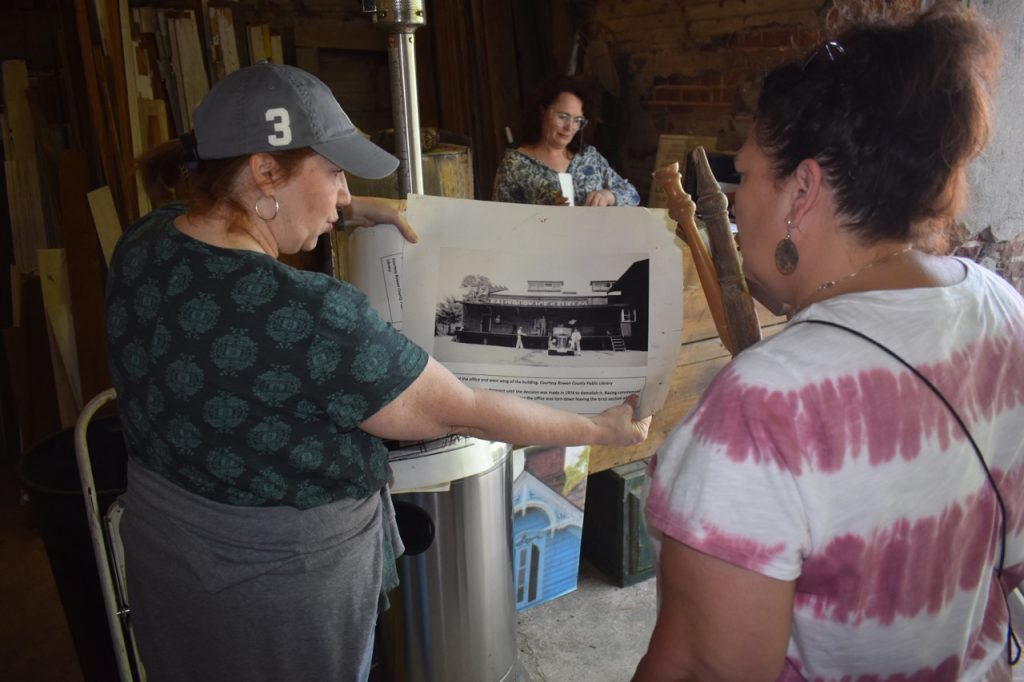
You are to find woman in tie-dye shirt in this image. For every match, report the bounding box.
[636,4,1024,681]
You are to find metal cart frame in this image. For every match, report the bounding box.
[74,388,142,681]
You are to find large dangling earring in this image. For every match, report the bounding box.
[774,218,799,275]
[254,194,279,221]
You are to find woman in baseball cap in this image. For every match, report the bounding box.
[105,62,650,681]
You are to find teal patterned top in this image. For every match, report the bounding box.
[105,203,428,509]
[492,146,641,207]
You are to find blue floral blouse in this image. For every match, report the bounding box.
[492,146,641,207]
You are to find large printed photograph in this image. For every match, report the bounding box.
[431,247,650,368]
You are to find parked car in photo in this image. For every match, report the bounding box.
[548,325,574,356]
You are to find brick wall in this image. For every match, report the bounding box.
[594,0,830,199]
[525,447,567,488]
[591,0,1024,294]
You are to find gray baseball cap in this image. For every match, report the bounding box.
[193,62,398,179]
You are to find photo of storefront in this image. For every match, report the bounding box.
[450,259,649,353]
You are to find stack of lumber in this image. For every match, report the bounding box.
[3,57,71,443]
[2,1,240,444]
[2,1,286,448]
[132,6,208,146]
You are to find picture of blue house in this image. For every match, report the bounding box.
[511,445,589,611]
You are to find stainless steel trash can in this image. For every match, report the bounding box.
[379,436,517,682]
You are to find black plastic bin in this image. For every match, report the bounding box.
[16,415,128,682]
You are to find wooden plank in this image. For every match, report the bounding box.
[167,14,191,131]
[138,97,171,150]
[3,273,62,452]
[2,60,36,161]
[86,186,123,266]
[58,149,112,403]
[90,0,112,54]
[248,23,271,65]
[209,5,240,81]
[73,0,122,220]
[155,9,185,135]
[45,317,78,428]
[197,0,214,85]
[9,265,23,327]
[119,0,149,217]
[134,39,155,99]
[172,11,209,130]
[99,0,140,223]
[293,18,386,51]
[134,6,157,34]
[38,248,83,415]
[0,110,7,163]
[2,60,52,272]
[4,159,47,272]
[270,33,283,65]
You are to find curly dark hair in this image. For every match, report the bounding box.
[754,1,999,245]
[518,75,598,153]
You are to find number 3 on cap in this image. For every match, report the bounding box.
[266,108,292,146]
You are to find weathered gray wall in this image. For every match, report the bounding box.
[954,0,1024,292]
[965,0,1024,242]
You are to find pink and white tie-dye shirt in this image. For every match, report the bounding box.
[646,258,1024,681]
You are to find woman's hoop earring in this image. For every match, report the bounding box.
[254,195,279,221]
[774,219,799,275]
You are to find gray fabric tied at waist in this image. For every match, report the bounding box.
[122,460,385,594]
[119,461,405,681]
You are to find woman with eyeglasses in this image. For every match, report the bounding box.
[492,75,640,207]
[635,3,1024,680]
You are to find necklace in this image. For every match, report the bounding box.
[796,245,913,312]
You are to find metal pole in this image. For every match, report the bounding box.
[371,1,426,198]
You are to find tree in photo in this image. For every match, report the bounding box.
[460,274,507,302]
[435,296,463,335]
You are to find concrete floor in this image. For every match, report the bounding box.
[8,452,1024,682]
[3,445,658,682]
[517,559,656,682]
[1,460,84,682]
[517,561,1024,682]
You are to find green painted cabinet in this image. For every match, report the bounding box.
[581,460,655,587]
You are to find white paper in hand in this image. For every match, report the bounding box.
[346,224,406,330]
[557,172,575,206]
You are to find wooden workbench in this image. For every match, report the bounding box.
[588,246,786,474]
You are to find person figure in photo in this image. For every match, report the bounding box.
[570,326,582,355]
[104,62,651,682]
[515,326,524,349]
[635,3,1024,680]
[492,75,640,207]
